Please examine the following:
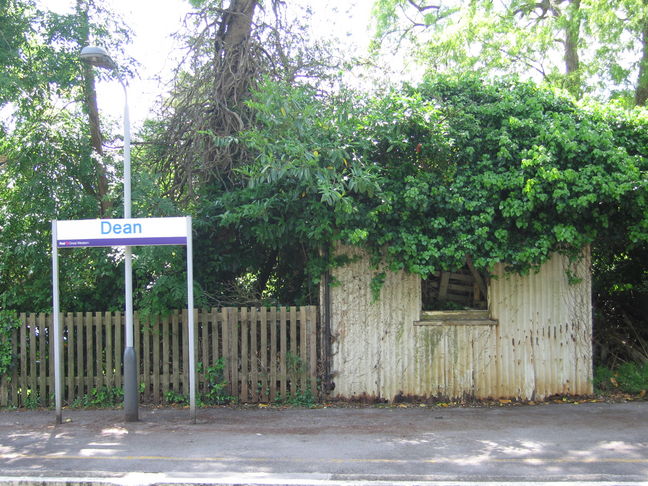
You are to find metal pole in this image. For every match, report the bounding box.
[120,78,138,422]
[51,221,62,425]
[79,46,137,422]
[186,217,196,423]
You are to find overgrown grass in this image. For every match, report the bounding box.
[594,362,648,394]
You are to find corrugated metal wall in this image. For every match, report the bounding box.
[328,246,592,401]
[489,252,593,398]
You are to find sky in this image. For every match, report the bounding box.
[45,0,376,128]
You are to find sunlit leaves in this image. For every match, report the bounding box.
[222,76,647,288]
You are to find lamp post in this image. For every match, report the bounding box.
[80,46,138,422]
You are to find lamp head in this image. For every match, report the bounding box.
[80,46,116,70]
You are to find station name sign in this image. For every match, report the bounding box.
[56,217,189,248]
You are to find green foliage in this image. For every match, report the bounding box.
[271,352,316,407]
[199,359,234,405]
[371,0,648,104]
[21,389,41,409]
[164,389,188,405]
[273,388,316,408]
[0,310,20,376]
[0,0,142,313]
[70,386,124,408]
[220,76,647,294]
[594,363,648,394]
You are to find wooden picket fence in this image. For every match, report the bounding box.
[0,306,320,408]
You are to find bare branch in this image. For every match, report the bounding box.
[406,0,441,13]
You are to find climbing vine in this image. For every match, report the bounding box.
[0,310,20,376]
[218,76,647,289]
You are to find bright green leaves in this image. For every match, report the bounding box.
[221,75,647,290]
[372,0,648,105]
[242,80,379,214]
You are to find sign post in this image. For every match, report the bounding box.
[51,222,62,425]
[51,216,196,423]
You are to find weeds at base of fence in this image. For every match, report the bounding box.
[164,389,187,405]
[70,386,124,408]
[21,388,41,409]
[273,387,316,407]
[199,358,235,405]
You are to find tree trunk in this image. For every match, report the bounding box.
[77,0,112,217]
[563,0,581,97]
[635,16,648,106]
[217,0,258,50]
[215,0,259,98]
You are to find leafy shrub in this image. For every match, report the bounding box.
[200,359,234,405]
[273,388,316,407]
[221,76,648,298]
[0,311,20,376]
[70,386,124,408]
[594,363,648,394]
[164,389,188,405]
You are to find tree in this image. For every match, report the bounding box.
[0,0,135,311]
[150,0,345,201]
[371,0,648,104]
[140,0,348,306]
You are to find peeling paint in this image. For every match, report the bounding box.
[328,246,593,401]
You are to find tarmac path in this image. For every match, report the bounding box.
[0,401,647,485]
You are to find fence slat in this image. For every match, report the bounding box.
[212,308,220,365]
[65,313,73,403]
[134,312,141,394]
[290,306,297,396]
[19,315,27,407]
[260,307,268,402]
[299,306,307,394]
[152,316,160,403]
[222,309,230,396]
[85,312,93,394]
[95,312,103,390]
[142,318,150,402]
[240,307,248,402]
[182,309,189,396]
[308,306,318,397]
[27,314,36,404]
[200,310,208,389]
[250,307,258,402]
[114,311,122,390]
[172,311,180,394]
[38,313,47,406]
[161,314,170,397]
[75,312,84,398]
[10,318,19,406]
[230,308,239,398]
[270,307,277,401]
[280,307,287,398]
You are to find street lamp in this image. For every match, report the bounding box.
[80,45,138,422]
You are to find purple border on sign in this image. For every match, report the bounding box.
[58,236,187,248]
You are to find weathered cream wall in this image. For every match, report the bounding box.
[327,246,592,401]
[489,252,593,399]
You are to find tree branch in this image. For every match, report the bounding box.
[406,0,441,12]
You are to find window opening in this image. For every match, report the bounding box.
[421,264,488,310]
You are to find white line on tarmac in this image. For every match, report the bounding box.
[1,453,648,465]
[0,476,648,486]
